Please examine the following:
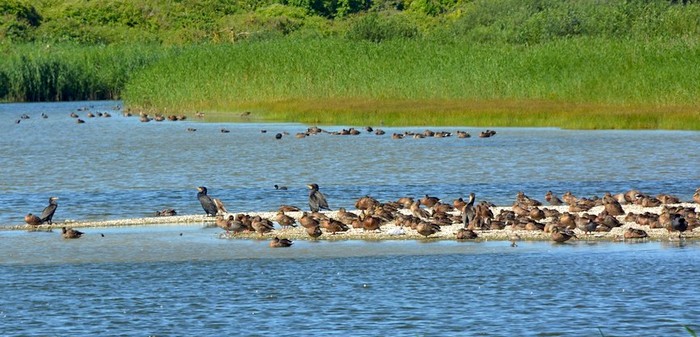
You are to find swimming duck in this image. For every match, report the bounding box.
[269,237,293,248]
[61,227,84,239]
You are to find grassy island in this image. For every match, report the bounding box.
[1,0,700,129]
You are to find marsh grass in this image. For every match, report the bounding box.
[123,38,700,129]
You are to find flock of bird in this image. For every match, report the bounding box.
[197,185,700,247]
[23,184,700,245]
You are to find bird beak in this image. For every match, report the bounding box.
[306,184,313,189]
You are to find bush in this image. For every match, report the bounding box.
[345,12,419,42]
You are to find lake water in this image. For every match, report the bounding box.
[1,101,699,335]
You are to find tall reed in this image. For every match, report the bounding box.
[123,37,700,129]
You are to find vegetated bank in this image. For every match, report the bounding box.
[2,0,700,129]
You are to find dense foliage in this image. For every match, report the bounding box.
[1,0,699,129]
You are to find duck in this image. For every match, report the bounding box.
[278,204,300,212]
[544,191,563,206]
[306,225,322,239]
[274,184,288,191]
[24,213,42,227]
[603,193,625,216]
[420,195,440,208]
[693,188,700,204]
[551,226,576,243]
[320,218,349,234]
[410,200,430,220]
[355,195,380,210]
[251,216,275,235]
[624,228,649,239]
[269,237,293,248]
[216,215,233,231]
[61,227,84,239]
[299,212,320,229]
[416,221,440,238]
[274,210,297,229]
[360,212,382,232]
[455,228,478,240]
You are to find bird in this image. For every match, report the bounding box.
[270,237,293,248]
[551,227,576,243]
[624,228,648,239]
[274,184,288,190]
[455,228,478,240]
[61,227,84,239]
[40,197,59,225]
[275,210,297,229]
[196,186,219,216]
[306,225,322,239]
[307,183,330,212]
[667,213,688,239]
[461,193,476,227]
[24,213,42,227]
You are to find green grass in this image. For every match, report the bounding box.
[123,37,700,129]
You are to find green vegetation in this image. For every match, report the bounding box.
[2,0,700,129]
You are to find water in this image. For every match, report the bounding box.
[1,101,699,335]
[1,101,698,225]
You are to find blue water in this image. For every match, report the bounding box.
[1,101,699,336]
[0,225,699,336]
[1,101,698,225]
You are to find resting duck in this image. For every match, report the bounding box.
[274,210,297,229]
[551,227,576,243]
[416,221,440,238]
[62,227,84,239]
[24,213,42,227]
[269,237,293,248]
[624,228,648,239]
[306,225,322,239]
[455,228,478,240]
[544,191,563,206]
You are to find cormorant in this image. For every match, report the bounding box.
[197,186,218,216]
[40,197,59,225]
[462,193,476,227]
[274,184,288,190]
[307,183,330,212]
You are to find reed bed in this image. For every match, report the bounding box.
[123,37,700,129]
[0,43,170,102]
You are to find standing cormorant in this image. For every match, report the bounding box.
[307,184,331,212]
[40,197,59,225]
[197,186,219,216]
[461,193,476,227]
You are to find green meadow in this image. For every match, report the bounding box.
[2,0,700,129]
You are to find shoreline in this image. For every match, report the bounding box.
[5,203,698,242]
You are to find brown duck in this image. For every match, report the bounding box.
[551,227,576,243]
[624,228,648,239]
[24,213,42,227]
[269,237,293,248]
[455,228,478,240]
[62,227,84,239]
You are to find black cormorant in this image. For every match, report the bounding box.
[197,186,218,216]
[40,197,59,225]
[307,183,331,212]
[462,193,476,227]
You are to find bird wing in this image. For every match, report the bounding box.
[315,191,330,210]
[213,198,228,214]
[40,204,57,222]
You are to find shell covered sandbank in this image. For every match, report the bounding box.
[7,201,699,243]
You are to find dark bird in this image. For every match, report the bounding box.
[624,228,648,239]
[196,186,218,216]
[269,237,294,248]
[274,184,288,190]
[462,193,476,227]
[24,213,42,227]
[307,183,330,212]
[667,213,688,239]
[61,227,84,239]
[40,197,59,225]
[275,133,283,139]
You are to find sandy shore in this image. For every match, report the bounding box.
[5,202,698,242]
